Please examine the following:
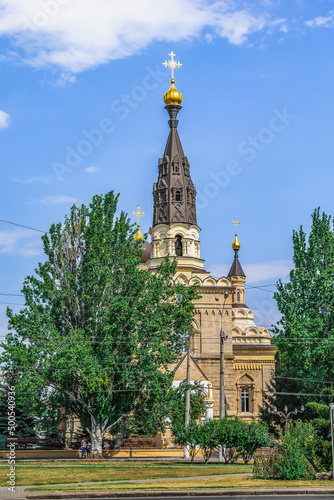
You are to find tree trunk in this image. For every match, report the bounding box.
[87,413,127,459]
[89,416,104,459]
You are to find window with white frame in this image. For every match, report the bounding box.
[241,388,250,413]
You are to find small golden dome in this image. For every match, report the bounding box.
[134,226,145,241]
[232,234,241,251]
[164,80,183,106]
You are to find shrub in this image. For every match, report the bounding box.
[172,422,201,462]
[237,421,274,464]
[253,447,284,479]
[197,420,219,464]
[254,420,322,480]
[216,418,274,464]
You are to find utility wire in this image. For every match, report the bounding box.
[273,375,334,385]
[272,391,334,397]
[0,219,46,233]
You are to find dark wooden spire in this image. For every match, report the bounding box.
[228,249,246,278]
[153,104,197,227]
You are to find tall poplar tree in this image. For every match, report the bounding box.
[1,191,197,456]
[264,208,334,415]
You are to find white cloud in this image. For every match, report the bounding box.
[40,195,77,205]
[54,73,77,87]
[0,229,43,256]
[85,166,99,174]
[210,259,292,284]
[212,8,266,45]
[12,175,54,185]
[253,308,282,328]
[0,110,10,128]
[243,259,292,284]
[306,11,334,28]
[0,0,273,73]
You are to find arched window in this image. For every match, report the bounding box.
[241,389,250,413]
[237,290,240,303]
[175,190,181,202]
[175,235,183,256]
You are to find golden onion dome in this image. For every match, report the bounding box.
[164,79,183,106]
[232,234,241,251]
[134,226,145,241]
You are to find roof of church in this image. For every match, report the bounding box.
[228,250,246,277]
[164,125,184,162]
[153,96,197,227]
[140,240,151,264]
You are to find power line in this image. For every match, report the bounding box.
[0,219,46,233]
[0,293,23,297]
[273,376,334,385]
[272,391,334,397]
[245,285,275,293]
[0,302,24,306]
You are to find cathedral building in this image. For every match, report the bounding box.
[136,53,277,420]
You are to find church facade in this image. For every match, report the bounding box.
[137,54,277,420]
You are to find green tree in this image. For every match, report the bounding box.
[216,418,273,464]
[121,381,207,437]
[0,385,36,438]
[261,209,334,430]
[197,420,218,464]
[0,191,197,457]
[168,381,207,427]
[305,402,332,469]
[172,421,202,462]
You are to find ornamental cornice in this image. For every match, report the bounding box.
[234,359,276,371]
[197,286,235,293]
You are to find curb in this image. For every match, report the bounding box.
[26,488,334,499]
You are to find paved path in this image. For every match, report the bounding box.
[0,474,251,499]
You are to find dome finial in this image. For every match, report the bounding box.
[162,51,183,106]
[132,205,145,241]
[231,217,241,250]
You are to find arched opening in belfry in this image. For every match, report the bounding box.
[175,235,183,256]
[175,190,181,202]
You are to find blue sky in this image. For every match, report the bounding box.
[0,0,334,340]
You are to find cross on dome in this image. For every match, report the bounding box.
[133,205,145,227]
[163,51,182,83]
[231,217,241,235]
[132,205,145,241]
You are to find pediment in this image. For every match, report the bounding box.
[173,356,209,382]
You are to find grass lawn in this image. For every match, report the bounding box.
[26,476,334,492]
[0,462,251,487]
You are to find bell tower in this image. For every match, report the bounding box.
[148,52,205,274]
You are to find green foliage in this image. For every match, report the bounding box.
[260,209,334,468]
[173,418,273,464]
[0,191,197,452]
[270,209,334,405]
[172,421,201,462]
[197,420,218,464]
[217,418,274,464]
[167,381,207,427]
[304,402,332,470]
[0,385,36,437]
[254,420,322,480]
[253,447,284,479]
[278,421,319,479]
[122,380,207,437]
[237,421,274,464]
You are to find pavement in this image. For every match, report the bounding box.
[23,489,334,499]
